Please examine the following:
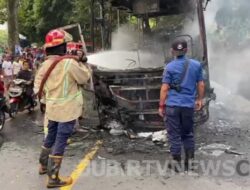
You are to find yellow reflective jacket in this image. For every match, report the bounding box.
[34,56,91,122]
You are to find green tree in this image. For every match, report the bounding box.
[215,0,250,46]
[0,0,7,24]
[7,0,19,54]
[19,0,74,43]
[70,0,91,29]
[35,0,73,42]
[18,0,36,42]
[17,0,126,47]
[69,0,92,43]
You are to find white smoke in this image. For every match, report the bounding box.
[205,0,250,101]
[204,1,220,34]
[111,24,139,51]
[88,0,250,102]
[88,23,165,70]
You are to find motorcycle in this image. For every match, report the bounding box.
[8,79,37,118]
[0,75,9,131]
[0,96,11,131]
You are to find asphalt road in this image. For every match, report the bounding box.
[1,100,250,190]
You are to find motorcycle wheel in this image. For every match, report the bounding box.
[10,102,18,118]
[0,110,5,131]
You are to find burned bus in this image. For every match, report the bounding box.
[91,0,215,130]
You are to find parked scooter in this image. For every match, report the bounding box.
[8,79,37,118]
[0,76,11,131]
[0,96,11,131]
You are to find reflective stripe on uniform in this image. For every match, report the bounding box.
[45,59,82,103]
[46,91,82,103]
[63,59,71,97]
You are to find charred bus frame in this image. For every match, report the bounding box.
[92,0,215,130]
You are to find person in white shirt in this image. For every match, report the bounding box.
[2,55,13,89]
[13,57,22,77]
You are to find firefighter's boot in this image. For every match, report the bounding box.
[168,155,182,173]
[39,147,51,175]
[47,155,73,188]
[184,150,195,172]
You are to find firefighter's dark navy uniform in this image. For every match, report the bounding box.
[162,39,204,167]
[162,56,203,155]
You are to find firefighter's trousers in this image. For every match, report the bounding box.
[165,106,195,156]
[43,120,76,156]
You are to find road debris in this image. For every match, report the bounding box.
[224,149,245,156]
[152,130,167,143]
[97,155,107,160]
[106,120,125,136]
[199,143,232,151]
[137,132,152,138]
[198,143,245,157]
[137,130,167,143]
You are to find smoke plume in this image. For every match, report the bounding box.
[205,0,250,101]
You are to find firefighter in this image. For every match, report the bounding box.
[42,46,89,138]
[159,39,205,172]
[34,29,91,188]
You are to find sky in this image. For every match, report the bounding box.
[0,22,7,30]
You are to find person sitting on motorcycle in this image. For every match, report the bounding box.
[17,61,34,107]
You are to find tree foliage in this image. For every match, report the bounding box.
[70,0,91,29]
[18,0,36,41]
[18,0,115,46]
[3,0,127,47]
[215,0,250,46]
[0,29,8,46]
[19,0,75,43]
[0,0,7,24]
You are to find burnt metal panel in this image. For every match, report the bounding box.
[132,0,160,15]
[94,68,214,130]
[110,0,194,17]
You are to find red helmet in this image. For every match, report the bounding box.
[44,29,73,49]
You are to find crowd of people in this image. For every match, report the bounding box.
[0,48,45,92]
